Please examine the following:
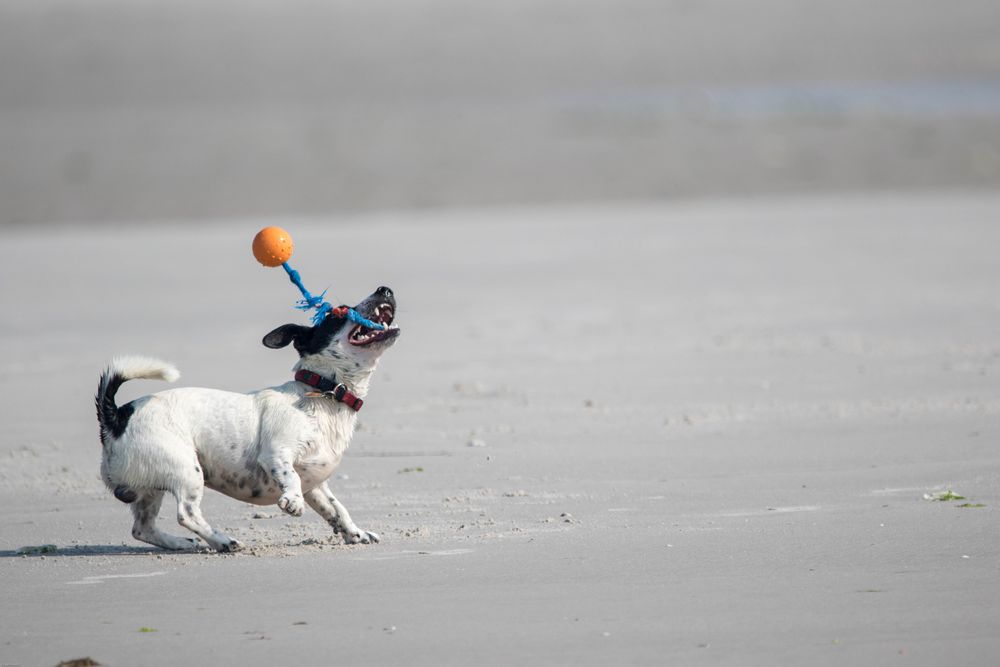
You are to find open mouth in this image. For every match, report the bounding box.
[348,303,399,347]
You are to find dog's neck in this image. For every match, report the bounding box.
[293,354,378,398]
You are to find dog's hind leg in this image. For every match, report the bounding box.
[172,485,243,553]
[304,483,379,545]
[130,490,200,550]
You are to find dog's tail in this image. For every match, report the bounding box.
[96,356,179,445]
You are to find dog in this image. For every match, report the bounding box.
[94,286,399,552]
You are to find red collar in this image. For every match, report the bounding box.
[294,370,364,412]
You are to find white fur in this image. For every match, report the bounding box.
[98,292,397,552]
[106,356,181,383]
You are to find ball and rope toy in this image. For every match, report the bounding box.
[251,226,388,330]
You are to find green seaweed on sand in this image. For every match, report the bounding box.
[925,490,966,501]
[956,502,986,508]
[398,467,424,474]
[138,627,158,633]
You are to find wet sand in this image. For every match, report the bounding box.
[1,194,998,665]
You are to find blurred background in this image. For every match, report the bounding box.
[2,0,999,227]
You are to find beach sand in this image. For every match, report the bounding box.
[1,194,998,665]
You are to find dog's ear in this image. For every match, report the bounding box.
[262,324,313,351]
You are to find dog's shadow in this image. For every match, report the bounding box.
[1,544,169,558]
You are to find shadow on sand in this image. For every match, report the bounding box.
[2,544,174,558]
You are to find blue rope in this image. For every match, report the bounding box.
[345,308,386,330]
[282,262,386,329]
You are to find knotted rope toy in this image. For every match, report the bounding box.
[251,226,388,330]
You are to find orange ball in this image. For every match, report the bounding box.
[252,226,294,267]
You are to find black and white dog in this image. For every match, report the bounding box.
[95,286,399,552]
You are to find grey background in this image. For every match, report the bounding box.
[1,0,999,225]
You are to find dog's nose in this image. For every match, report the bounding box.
[376,286,393,299]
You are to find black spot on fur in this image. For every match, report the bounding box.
[261,311,349,357]
[113,485,137,503]
[251,488,262,498]
[239,478,247,489]
[262,324,311,351]
[95,367,135,444]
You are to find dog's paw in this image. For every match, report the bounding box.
[343,528,380,545]
[217,539,244,553]
[278,493,305,517]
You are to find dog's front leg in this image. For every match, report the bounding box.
[304,483,380,544]
[262,450,306,517]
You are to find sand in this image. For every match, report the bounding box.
[1,194,998,665]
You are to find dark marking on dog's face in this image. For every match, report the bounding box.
[262,323,324,355]
[261,286,400,362]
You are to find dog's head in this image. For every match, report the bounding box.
[262,286,400,382]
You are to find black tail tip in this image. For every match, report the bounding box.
[113,485,138,504]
